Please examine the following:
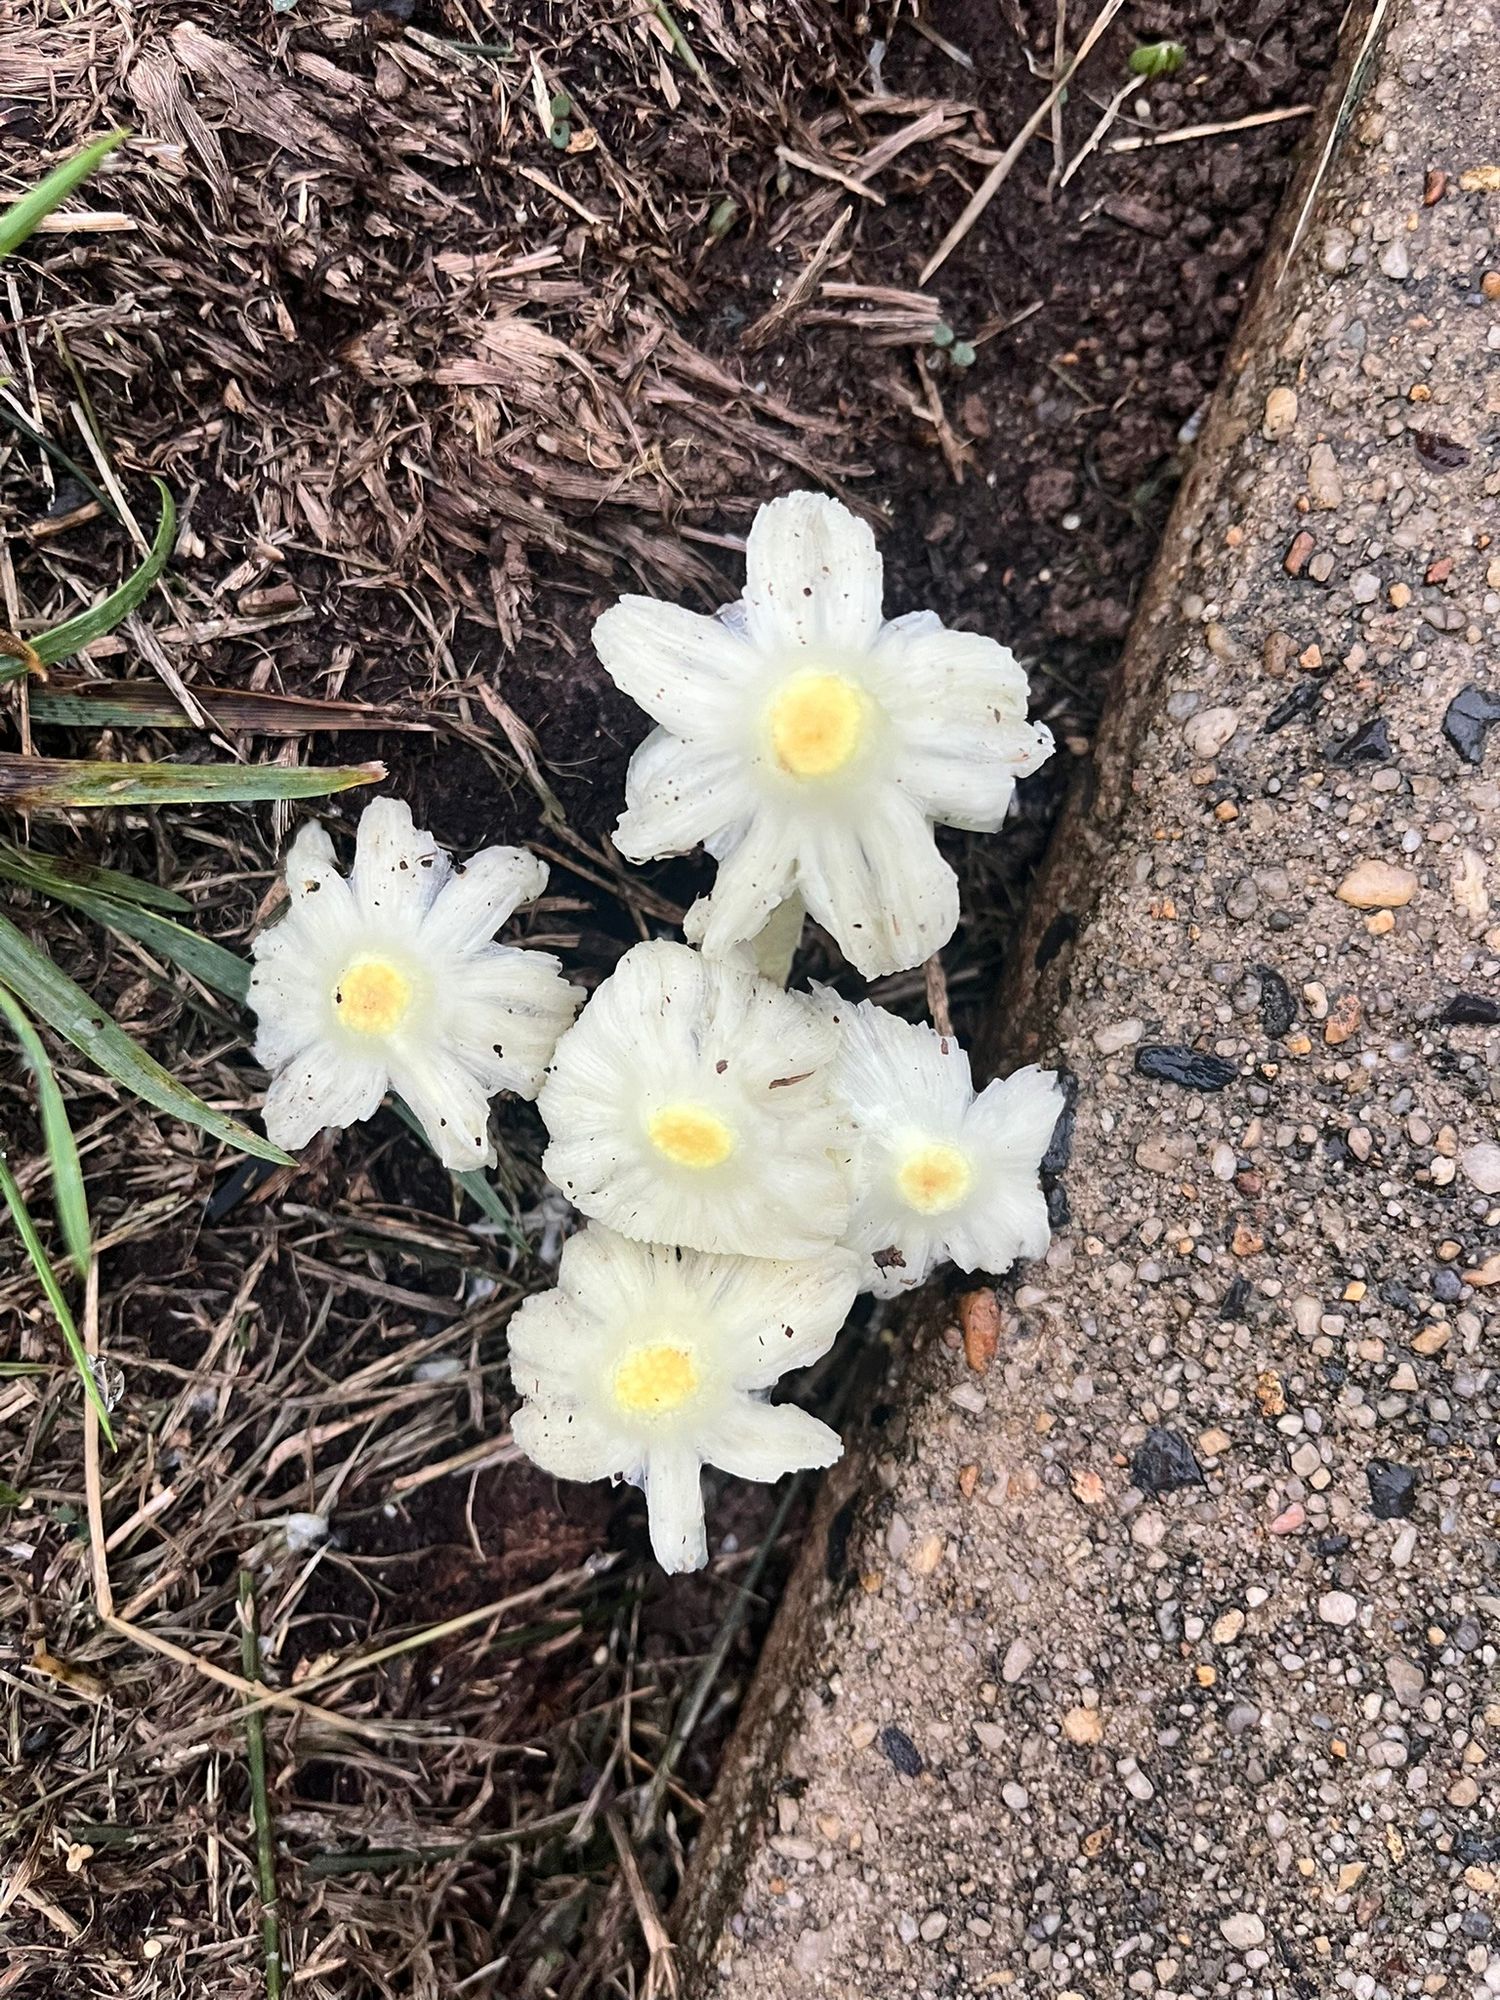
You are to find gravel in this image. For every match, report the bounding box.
[683,7,1500,1992]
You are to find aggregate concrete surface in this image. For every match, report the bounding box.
[680,1,1500,1993]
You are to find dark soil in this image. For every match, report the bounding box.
[1,0,1343,1991]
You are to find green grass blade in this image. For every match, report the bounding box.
[453,1168,528,1252]
[0,130,127,261]
[22,478,174,673]
[0,983,91,1277]
[0,910,289,1163]
[0,840,190,912]
[54,887,249,1003]
[26,677,423,736]
[0,753,385,809]
[388,1095,529,1251]
[0,1152,114,1445]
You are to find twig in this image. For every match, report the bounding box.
[1282,0,1389,282]
[1049,0,1069,191]
[741,207,851,354]
[1110,102,1314,154]
[31,210,136,236]
[607,1811,679,1999]
[238,1574,284,2000]
[514,164,606,227]
[776,144,886,205]
[1060,77,1136,188]
[81,1259,112,1618]
[920,0,1127,284]
[289,1556,623,1698]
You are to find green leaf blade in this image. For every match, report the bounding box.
[0,910,288,1164]
[0,753,385,810]
[0,1152,114,1445]
[0,131,127,262]
[0,841,190,912]
[0,984,91,1277]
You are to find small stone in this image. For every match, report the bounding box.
[1262,386,1298,440]
[1001,1780,1029,1811]
[1380,238,1410,280]
[1093,1017,1144,1055]
[1183,705,1240,760]
[1460,1143,1500,1195]
[1271,1503,1306,1534]
[1255,1369,1287,1416]
[1135,1044,1238,1091]
[1318,1590,1359,1627]
[1290,1442,1321,1477]
[1232,1222,1265,1257]
[1324,993,1362,1045]
[1221,1913,1266,1949]
[1063,1705,1103,1746]
[1001,1637,1035,1684]
[1131,1427,1205,1495]
[1385,1655,1425,1707]
[1442,992,1500,1025]
[909,1533,945,1576]
[1226,876,1259,921]
[1257,965,1297,1037]
[1350,569,1380,603]
[1285,530,1316,576]
[1321,227,1354,273]
[1442,685,1500,765]
[1211,1142,1237,1182]
[1449,1776,1481,1808]
[918,1910,949,1943]
[1366,1460,1419,1519]
[1306,442,1343,509]
[1198,1427,1232,1456]
[1465,1252,1500,1287]
[1411,1324,1450,1356]
[1131,1509,1167,1549]
[1390,1362,1418,1392]
[1212,1609,1246,1645]
[878,1725,925,1776]
[959,1288,1001,1374]
[1336,860,1418,908]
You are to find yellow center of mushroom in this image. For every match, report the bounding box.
[768,671,866,778]
[896,1140,974,1215]
[333,957,412,1036]
[612,1343,700,1417]
[647,1103,736,1169]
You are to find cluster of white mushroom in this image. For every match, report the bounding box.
[249,493,1062,1573]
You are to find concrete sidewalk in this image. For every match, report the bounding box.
[678,0,1500,1992]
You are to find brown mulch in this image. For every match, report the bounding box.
[1,0,1341,1993]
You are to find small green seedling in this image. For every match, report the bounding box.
[1129,40,1186,78]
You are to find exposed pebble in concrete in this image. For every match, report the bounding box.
[1261,385,1298,439]
[1335,859,1418,907]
